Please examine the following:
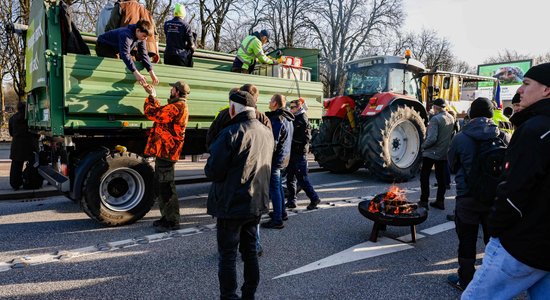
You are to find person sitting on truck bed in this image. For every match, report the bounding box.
[96,20,159,86]
[232,29,277,74]
[164,3,196,67]
[142,80,190,232]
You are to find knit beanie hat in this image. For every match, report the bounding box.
[229,91,256,107]
[174,3,186,18]
[469,97,494,119]
[524,63,550,87]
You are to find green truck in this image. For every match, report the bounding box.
[22,0,323,226]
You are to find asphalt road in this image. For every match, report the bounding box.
[0,170,489,299]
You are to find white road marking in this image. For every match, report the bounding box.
[273,237,413,279]
[396,233,426,243]
[420,221,455,235]
[315,180,362,188]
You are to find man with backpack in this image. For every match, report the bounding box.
[446,97,510,291]
[461,63,550,299]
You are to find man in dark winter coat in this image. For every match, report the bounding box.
[261,94,294,229]
[419,98,455,210]
[461,63,550,299]
[9,102,39,190]
[205,90,274,300]
[285,98,321,210]
[164,3,195,67]
[446,97,510,291]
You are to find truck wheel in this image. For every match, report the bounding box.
[360,106,425,182]
[81,152,154,226]
[311,118,363,173]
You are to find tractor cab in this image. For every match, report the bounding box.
[344,56,426,110]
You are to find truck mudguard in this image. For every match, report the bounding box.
[70,147,110,201]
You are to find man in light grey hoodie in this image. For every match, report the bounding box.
[419,98,455,210]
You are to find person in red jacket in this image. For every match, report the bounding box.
[142,81,189,232]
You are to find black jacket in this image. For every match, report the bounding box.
[447,117,510,224]
[164,17,194,55]
[9,112,39,161]
[489,98,550,271]
[205,110,274,219]
[266,108,294,169]
[290,109,311,156]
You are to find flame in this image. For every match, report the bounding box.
[368,185,417,215]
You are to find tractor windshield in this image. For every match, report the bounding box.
[344,65,388,96]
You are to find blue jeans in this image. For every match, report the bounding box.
[217,217,260,300]
[286,154,319,204]
[462,237,550,300]
[269,168,284,223]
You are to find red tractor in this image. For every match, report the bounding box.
[312,54,430,182]
[312,53,498,182]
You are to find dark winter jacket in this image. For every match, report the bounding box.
[447,117,510,224]
[60,1,90,55]
[488,98,550,271]
[266,108,294,169]
[97,24,152,73]
[422,110,455,160]
[205,107,271,150]
[9,111,39,162]
[290,108,311,156]
[205,110,274,219]
[164,17,194,55]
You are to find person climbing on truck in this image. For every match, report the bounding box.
[232,29,277,74]
[96,20,159,86]
[142,80,189,232]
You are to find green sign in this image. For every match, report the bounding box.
[477,60,532,87]
[25,0,47,92]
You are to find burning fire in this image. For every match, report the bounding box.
[368,185,416,215]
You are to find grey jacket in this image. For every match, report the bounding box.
[205,110,274,219]
[421,111,455,160]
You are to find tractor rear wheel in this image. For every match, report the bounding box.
[311,118,363,173]
[360,106,425,182]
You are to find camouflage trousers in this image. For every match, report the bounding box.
[154,158,180,223]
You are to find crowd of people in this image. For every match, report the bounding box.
[419,64,550,299]
[8,1,549,298]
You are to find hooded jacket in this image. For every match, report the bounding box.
[144,95,188,162]
[421,110,455,160]
[266,108,294,169]
[489,98,550,271]
[205,110,274,219]
[447,117,510,223]
[290,107,311,156]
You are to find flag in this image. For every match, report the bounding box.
[494,82,502,108]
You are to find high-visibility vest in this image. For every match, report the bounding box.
[493,109,513,134]
[236,35,273,69]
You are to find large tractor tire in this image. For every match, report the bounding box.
[360,105,426,182]
[81,152,155,226]
[311,118,363,173]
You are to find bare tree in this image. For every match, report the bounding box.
[0,0,30,102]
[482,49,531,64]
[262,0,313,48]
[306,0,404,96]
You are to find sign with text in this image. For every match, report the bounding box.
[25,0,47,92]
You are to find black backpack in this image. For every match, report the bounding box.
[466,137,507,205]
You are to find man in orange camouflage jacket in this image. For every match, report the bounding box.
[143,80,189,232]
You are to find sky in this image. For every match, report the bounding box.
[403,0,550,67]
